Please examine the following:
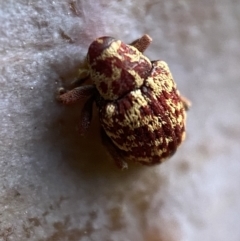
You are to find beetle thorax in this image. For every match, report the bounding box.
[87,37,152,100]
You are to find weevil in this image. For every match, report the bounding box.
[57,35,190,169]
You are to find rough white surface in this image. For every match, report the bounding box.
[1,0,240,241]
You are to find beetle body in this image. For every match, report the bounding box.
[57,35,190,169]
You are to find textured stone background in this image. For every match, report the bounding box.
[0,0,240,241]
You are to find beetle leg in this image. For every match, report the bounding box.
[180,95,191,111]
[70,59,90,88]
[100,128,128,170]
[57,85,95,105]
[78,95,95,135]
[130,34,152,53]
[69,76,89,89]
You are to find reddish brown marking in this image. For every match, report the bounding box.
[93,55,145,98]
[117,43,137,56]
[111,80,120,95]
[174,124,185,144]
[151,61,163,76]
[99,82,108,94]
[162,90,171,99]
[117,43,152,80]
[174,109,180,116]
[116,69,136,95]
[117,44,133,63]
[88,37,115,63]
[110,57,151,98]
[92,59,113,77]
[140,105,152,116]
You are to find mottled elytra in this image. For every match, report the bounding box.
[57,35,190,169]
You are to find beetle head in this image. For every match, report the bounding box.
[87,36,152,100]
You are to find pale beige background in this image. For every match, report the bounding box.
[0,1,240,241]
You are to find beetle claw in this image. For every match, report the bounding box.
[180,95,191,111]
[116,159,128,170]
[58,87,66,95]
